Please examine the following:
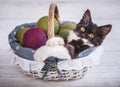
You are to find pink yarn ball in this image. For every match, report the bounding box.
[23,28,47,50]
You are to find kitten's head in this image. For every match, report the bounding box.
[74,9,112,46]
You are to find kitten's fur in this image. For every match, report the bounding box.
[66,9,112,59]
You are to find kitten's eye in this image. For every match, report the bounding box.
[80,27,85,32]
[88,34,94,38]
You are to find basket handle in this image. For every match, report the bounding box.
[48,3,61,39]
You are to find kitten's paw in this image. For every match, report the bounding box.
[46,37,65,46]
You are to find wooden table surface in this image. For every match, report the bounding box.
[0,0,120,87]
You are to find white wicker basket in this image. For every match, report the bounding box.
[9,3,103,81]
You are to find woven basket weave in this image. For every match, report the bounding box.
[9,3,103,81]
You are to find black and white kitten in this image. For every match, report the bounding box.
[66,9,112,59]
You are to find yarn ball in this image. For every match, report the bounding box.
[59,23,76,38]
[36,16,59,34]
[23,28,47,50]
[16,27,29,45]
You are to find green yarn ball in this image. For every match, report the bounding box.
[16,27,29,45]
[59,23,76,38]
[36,16,59,34]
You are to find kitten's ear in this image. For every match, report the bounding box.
[99,24,112,38]
[81,9,92,24]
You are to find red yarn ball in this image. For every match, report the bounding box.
[23,28,47,50]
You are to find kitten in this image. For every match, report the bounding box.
[66,9,112,59]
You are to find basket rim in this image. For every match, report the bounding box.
[10,44,103,70]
